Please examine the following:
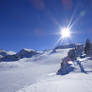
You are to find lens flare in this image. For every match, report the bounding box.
[60,27,71,38]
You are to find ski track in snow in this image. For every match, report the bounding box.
[0,48,92,92]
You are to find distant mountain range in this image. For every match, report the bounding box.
[0,44,83,62]
[55,43,83,49]
[0,48,40,62]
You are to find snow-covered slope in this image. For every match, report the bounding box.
[17,73,92,92]
[16,48,40,59]
[0,48,92,92]
[0,49,16,57]
[0,48,40,62]
[55,44,77,49]
[0,49,16,61]
[16,56,92,92]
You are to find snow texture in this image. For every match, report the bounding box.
[0,48,92,92]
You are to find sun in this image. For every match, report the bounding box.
[60,27,71,38]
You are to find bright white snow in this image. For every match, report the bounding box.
[0,48,92,92]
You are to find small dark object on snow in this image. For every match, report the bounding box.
[57,56,75,75]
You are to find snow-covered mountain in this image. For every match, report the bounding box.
[0,49,16,57]
[0,49,16,59]
[0,44,84,62]
[55,43,83,49]
[55,44,76,49]
[0,54,19,61]
[16,48,40,59]
[0,49,17,61]
[0,48,92,92]
[0,48,41,62]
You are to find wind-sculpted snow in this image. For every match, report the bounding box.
[16,53,92,92]
[17,73,92,92]
[0,48,92,92]
[0,49,69,92]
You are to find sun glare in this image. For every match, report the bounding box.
[60,27,71,38]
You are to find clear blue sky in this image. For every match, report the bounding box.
[0,0,92,51]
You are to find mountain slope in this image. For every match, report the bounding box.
[0,49,69,92]
[17,57,92,92]
[0,49,16,57]
[0,48,40,62]
[17,73,92,92]
[0,48,92,92]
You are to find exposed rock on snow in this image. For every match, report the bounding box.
[16,55,92,92]
[0,49,16,56]
[1,55,19,61]
[55,44,76,49]
[0,49,9,57]
[16,48,40,59]
[0,48,41,62]
[0,48,92,92]
[0,49,16,61]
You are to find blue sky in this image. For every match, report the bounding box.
[0,0,92,51]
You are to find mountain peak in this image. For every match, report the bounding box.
[21,48,35,52]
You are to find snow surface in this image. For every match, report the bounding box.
[6,51,16,55]
[0,48,92,92]
[0,49,16,56]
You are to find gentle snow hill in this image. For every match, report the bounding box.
[0,48,92,92]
